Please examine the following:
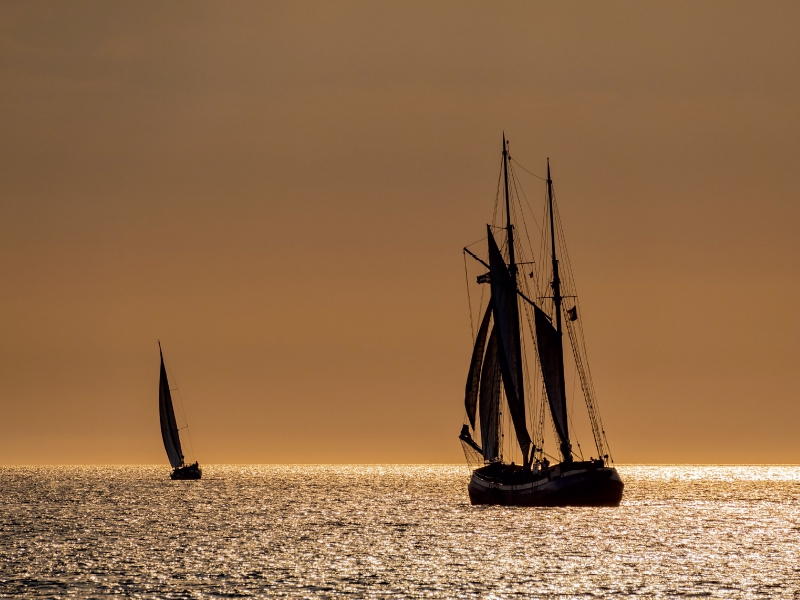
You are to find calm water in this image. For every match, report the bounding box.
[1,465,799,598]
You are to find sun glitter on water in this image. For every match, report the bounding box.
[2,465,799,598]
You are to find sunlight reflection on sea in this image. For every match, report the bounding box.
[1,465,799,598]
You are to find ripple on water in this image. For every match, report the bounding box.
[1,465,799,598]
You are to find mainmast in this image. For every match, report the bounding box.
[547,159,572,462]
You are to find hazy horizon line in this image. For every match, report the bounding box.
[2,462,799,467]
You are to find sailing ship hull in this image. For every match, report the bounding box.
[170,462,202,480]
[468,462,623,507]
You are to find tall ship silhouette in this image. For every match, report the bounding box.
[459,136,623,506]
[158,342,202,480]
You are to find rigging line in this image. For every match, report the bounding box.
[499,387,507,463]
[507,182,539,294]
[567,362,585,461]
[164,360,198,465]
[508,167,537,273]
[510,199,538,286]
[519,289,537,411]
[552,193,614,462]
[553,198,577,297]
[563,341,585,461]
[508,160,543,235]
[570,355,578,419]
[463,251,476,343]
[545,383,561,459]
[519,311,535,447]
[492,155,504,227]
[536,184,551,314]
[173,387,197,465]
[526,311,545,460]
[462,249,488,346]
[568,317,608,460]
[463,236,488,251]
[478,284,487,328]
[463,226,503,253]
[527,365,542,460]
[510,156,547,181]
[540,193,556,321]
[552,200,587,363]
[541,449,560,462]
[552,197,585,412]
[509,174,544,314]
[554,193,582,305]
[536,381,547,459]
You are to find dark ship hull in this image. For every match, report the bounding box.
[468,460,623,507]
[170,462,202,480]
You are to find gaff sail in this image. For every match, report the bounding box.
[487,228,532,460]
[464,303,493,430]
[533,304,571,459]
[159,350,184,469]
[479,328,501,461]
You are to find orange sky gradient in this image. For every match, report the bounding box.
[1,1,799,464]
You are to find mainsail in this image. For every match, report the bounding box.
[479,328,501,461]
[533,304,571,460]
[464,303,493,430]
[159,349,184,469]
[487,228,532,460]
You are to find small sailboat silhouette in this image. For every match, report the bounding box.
[158,342,201,480]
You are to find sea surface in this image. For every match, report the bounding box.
[1,465,799,598]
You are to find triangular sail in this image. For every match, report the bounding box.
[159,351,184,469]
[479,328,501,461]
[487,228,532,460]
[464,302,493,430]
[533,304,571,459]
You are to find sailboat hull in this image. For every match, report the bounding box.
[468,462,623,507]
[170,462,202,480]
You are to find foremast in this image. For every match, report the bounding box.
[502,135,531,468]
[502,135,517,288]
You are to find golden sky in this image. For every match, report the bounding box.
[1,1,798,464]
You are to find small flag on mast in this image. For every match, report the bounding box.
[568,306,578,321]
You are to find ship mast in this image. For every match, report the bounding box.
[547,159,572,462]
[547,160,561,334]
[503,135,532,468]
[502,134,516,279]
